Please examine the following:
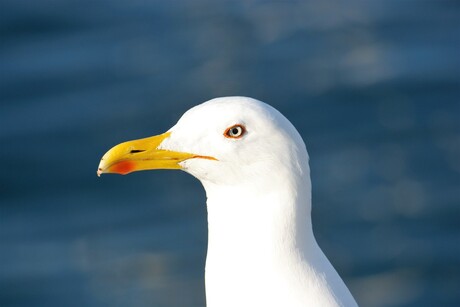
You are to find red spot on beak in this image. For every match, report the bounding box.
[111,161,136,175]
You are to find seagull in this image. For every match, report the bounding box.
[97,97,358,307]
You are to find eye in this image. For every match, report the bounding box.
[224,124,246,139]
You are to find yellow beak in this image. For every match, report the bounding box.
[97,132,216,176]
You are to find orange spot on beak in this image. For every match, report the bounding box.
[111,161,136,175]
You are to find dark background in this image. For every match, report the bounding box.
[1,1,459,306]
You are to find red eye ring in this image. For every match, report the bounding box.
[224,124,246,139]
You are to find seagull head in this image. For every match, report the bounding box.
[98,96,310,190]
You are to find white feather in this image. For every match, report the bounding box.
[159,97,358,307]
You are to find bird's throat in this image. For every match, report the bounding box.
[203,185,316,307]
[205,183,314,265]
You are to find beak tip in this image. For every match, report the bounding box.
[97,168,103,177]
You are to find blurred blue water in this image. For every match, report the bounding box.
[1,1,459,306]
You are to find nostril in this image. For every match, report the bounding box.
[130,150,145,154]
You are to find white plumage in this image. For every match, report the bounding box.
[98,96,358,307]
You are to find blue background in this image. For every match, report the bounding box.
[1,1,459,306]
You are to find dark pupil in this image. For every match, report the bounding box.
[231,128,239,135]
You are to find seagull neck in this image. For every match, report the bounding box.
[203,179,315,257]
